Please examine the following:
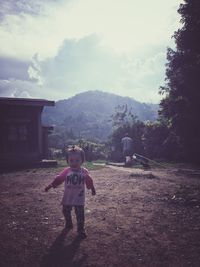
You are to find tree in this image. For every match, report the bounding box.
[160,0,200,162]
[111,104,138,128]
[143,121,180,161]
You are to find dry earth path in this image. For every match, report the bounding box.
[0,166,200,267]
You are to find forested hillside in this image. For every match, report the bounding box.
[42,90,158,141]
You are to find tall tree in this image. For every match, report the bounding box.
[160,0,200,162]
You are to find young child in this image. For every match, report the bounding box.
[45,145,96,239]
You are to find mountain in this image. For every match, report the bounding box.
[42,90,158,141]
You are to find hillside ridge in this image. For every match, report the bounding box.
[42,90,158,140]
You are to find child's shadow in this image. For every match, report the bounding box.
[40,229,87,267]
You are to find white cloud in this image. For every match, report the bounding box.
[0,0,183,102]
[25,35,166,103]
[0,0,182,59]
[0,78,43,98]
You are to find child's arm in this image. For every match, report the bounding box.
[44,168,69,192]
[84,169,96,195]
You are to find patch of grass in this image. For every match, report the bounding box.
[57,159,105,170]
[93,159,106,164]
[57,159,67,168]
[83,161,105,170]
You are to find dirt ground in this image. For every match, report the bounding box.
[0,165,200,267]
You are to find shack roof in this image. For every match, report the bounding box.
[0,97,55,107]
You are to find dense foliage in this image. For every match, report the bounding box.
[160,0,200,163]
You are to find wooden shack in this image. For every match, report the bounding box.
[0,97,55,170]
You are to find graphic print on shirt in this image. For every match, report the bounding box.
[66,173,84,187]
[62,169,87,205]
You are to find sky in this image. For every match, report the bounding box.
[0,0,183,103]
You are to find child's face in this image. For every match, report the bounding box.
[68,153,82,169]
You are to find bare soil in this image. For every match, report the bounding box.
[0,165,200,267]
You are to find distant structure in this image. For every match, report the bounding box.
[0,97,56,170]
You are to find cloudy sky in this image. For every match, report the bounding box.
[0,0,182,103]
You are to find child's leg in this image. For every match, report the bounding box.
[75,205,85,233]
[62,205,73,228]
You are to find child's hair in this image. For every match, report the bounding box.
[66,145,85,163]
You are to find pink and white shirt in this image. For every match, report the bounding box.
[51,167,94,206]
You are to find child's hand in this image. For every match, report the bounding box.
[91,187,96,196]
[44,184,52,192]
